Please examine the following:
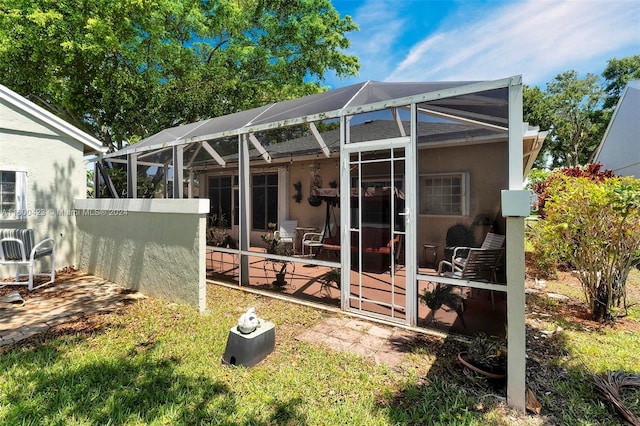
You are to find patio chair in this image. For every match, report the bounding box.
[437,248,505,309]
[0,228,56,291]
[301,223,335,257]
[273,220,297,248]
[450,232,505,272]
[443,224,475,264]
[437,248,504,282]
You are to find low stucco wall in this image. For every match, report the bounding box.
[74,198,208,311]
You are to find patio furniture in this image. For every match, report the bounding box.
[301,224,334,257]
[0,228,56,291]
[437,248,504,282]
[273,220,297,249]
[437,248,505,309]
[443,224,475,264]
[422,243,438,269]
[296,226,318,255]
[449,232,505,272]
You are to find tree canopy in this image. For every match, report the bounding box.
[524,55,640,169]
[0,0,359,151]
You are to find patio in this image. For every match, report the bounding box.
[206,248,507,338]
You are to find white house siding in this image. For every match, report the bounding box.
[0,97,87,276]
[593,80,640,177]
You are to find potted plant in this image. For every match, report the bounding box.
[261,224,293,287]
[419,284,466,328]
[458,333,507,380]
[320,267,341,290]
[206,213,237,248]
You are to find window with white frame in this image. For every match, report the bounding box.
[0,170,27,220]
[420,173,468,216]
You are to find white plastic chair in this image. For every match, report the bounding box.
[301,223,335,257]
[273,220,297,247]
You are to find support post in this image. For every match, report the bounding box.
[173,146,184,199]
[506,76,526,412]
[239,134,251,285]
[94,160,100,198]
[127,154,138,198]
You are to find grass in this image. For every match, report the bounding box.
[1,269,639,425]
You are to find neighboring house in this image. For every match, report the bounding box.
[0,84,105,277]
[592,80,640,177]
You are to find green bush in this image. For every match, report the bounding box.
[536,171,640,321]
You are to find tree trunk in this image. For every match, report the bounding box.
[592,282,611,322]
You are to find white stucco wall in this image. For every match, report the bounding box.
[0,97,87,277]
[75,199,208,311]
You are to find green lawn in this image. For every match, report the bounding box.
[1,269,639,425]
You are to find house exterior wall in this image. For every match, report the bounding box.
[417,140,509,260]
[74,198,208,311]
[0,97,86,277]
[201,157,341,249]
[286,158,340,229]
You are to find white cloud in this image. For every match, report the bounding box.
[385,0,640,86]
[338,0,407,81]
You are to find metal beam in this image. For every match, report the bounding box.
[107,157,166,168]
[392,108,406,137]
[138,146,172,160]
[506,79,526,413]
[201,141,227,166]
[248,133,272,163]
[163,164,169,198]
[93,161,99,199]
[186,144,203,168]
[239,134,251,285]
[96,160,118,198]
[417,106,508,131]
[308,122,331,157]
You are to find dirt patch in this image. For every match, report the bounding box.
[0,266,79,300]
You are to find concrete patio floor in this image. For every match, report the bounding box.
[207,249,508,338]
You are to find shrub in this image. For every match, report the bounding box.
[532,163,614,218]
[536,171,640,321]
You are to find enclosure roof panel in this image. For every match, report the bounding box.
[106,78,515,159]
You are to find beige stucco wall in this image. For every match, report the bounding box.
[417,140,509,260]
[74,198,208,311]
[287,158,341,230]
[0,98,87,277]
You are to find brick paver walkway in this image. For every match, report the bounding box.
[296,316,420,368]
[0,275,144,347]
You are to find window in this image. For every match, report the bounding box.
[208,176,233,228]
[252,173,278,231]
[0,170,26,220]
[420,173,468,216]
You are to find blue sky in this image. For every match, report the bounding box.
[325,0,640,89]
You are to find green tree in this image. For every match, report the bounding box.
[0,0,359,151]
[602,55,640,109]
[535,170,640,321]
[543,71,603,168]
[523,85,553,168]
